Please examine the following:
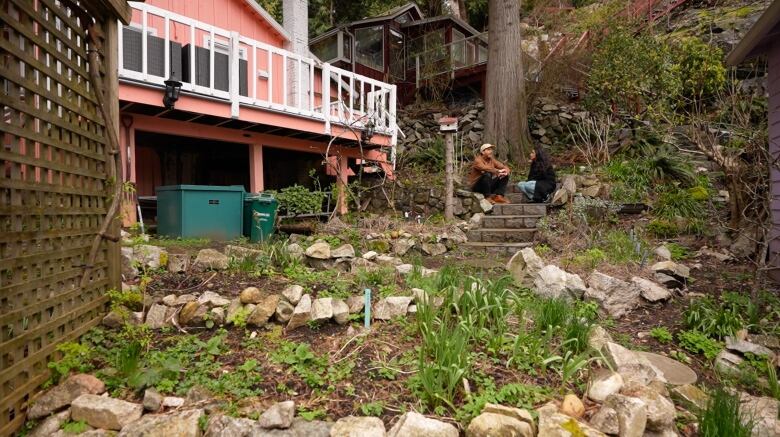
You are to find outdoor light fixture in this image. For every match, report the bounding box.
[162,78,182,110]
[361,119,375,143]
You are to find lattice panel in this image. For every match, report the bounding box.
[0,0,115,434]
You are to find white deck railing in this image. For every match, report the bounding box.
[118,2,397,145]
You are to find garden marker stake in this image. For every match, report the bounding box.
[364,288,372,329]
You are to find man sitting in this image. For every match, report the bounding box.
[468,143,510,204]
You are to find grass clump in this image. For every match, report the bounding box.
[699,388,753,437]
[650,326,673,344]
[683,293,754,339]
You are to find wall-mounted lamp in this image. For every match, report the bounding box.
[361,119,375,144]
[162,78,182,110]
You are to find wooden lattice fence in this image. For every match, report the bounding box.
[0,0,129,434]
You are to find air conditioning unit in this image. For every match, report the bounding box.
[182,44,248,96]
[122,26,183,80]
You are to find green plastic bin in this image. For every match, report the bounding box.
[243,193,278,243]
[157,185,245,240]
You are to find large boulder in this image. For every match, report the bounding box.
[145,303,168,329]
[204,414,258,437]
[626,386,675,430]
[305,242,331,259]
[506,248,544,286]
[28,410,71,437]
[587,370,624,402]
[466,412,533,437]
[392,238,416,256]
[535,403,606,437]
[179,302,207,326]
[373,297,413,320]
[198,291,231,307]
[276,300,295,323]
[590,406,619,435]
[330,416,385,437]
[738,391,780,437]
[28,374,106,419]
[331,244,356,258]
[387,412,458,437]
[631,277,671,302]
[248,295,280,326]
[421,242,447,256]
[584,271,641,318]
[311,298,334,323]
[604,394,647,437]
[481,404,535,434]
[193,249,229,271]
[117,408,204,437]
[533,265,586,300]
[167,253,189,273]
[332,299,350,325]
[258,400,295,429]
[71,394,143,430]
[282,285,304,305]
[287,294,312,330]
[133,245,168,270]
[346,295,365,314]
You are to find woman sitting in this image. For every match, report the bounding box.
[468,143,510,204]
[517,146,556,203]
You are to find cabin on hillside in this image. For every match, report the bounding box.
[117,0,398,223]
[309,3,488,104]
[726,0,780,281]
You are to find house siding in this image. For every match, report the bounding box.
[769,39,780,281]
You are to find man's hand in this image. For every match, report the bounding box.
[498,168,510,178]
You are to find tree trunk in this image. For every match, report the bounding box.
[484,0,532,164]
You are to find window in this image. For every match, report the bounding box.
[478,44,488,63]
[342,33,352,61]
[355,26,384,70]
[389,29,404,79]
[424,30,446,62]
[451,29,466,66]
[395,12,412,24]
[203,35,247,59]
[311,34,338,62]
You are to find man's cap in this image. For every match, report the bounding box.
[480,143,495,152]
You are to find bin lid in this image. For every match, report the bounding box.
[157,184,246,192]
[244,193,277,204]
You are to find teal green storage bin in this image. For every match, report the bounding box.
[243,193,278,243]
[157,185,244,240]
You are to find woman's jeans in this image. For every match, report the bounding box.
[517,181,536,199]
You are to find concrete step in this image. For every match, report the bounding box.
[505,192,529,203]
[462,241,534,256]
[467,228,536,243]
[482,214,543,229]
[491,203,547,216]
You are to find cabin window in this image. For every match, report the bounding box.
[342,33,352,61]
[311,34,339,62]
[355,26,384,70]
[451,29,466,67]
[389,29,405,80]
[395,12,413,24]
[424,29,446,62]
[478,44,488,63]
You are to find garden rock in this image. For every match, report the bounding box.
[628,386,675,430]
[254,418,332,436]
[725,336,776,360]
[163,396,185,408]
[145,304,168,329]
[311,298,334,322]
[241,287,264,304]
[631,277,671,302]
[561,394,585,418]
[466,412,533,437]
[179,301,207,326]
[331,244,356,258]
[635,351,697,385]
[167,253,189,273]
[330,416,386,437]
[654,272,683,289]
[28,409,71,437]
[387,412,458,437]
[421,242,447,256]
[590,406,619,435]
[506,248,545,286]
[481,404,535,434]
[103,310,125,328]
[276,300,295,323]
[362,251,378,260]
[332,299,350,325]
[585,271,641,318]
[287,294,312,330]
[258,400,295,429]
[654,246,672,261]
[605,394,646,437]
[588,325,614,351]
[198,291,231,307]
[374,296,413,320]
[346,295,365,313]
[133,245,168,270]
[193,249,229,271]
[282,285,304,305]
[738,392,780,437]
[249,295,280,326]
[71,394,143,430]
[205,414,258,437]
[28,374,106,419]
[143,389,163,412]
[118,408,204,437]
[226,299,243,322]
[588,370,624,402]
[533,265,587,300]
[670,384,708,412]
[535,403,606,437]
[395,264,414,275]
[121,246,139,279]
[376,255,403,266]
[287,243,304,260]
[469,213,484,227]
[173,294,197,305]
[714,350,744,377]
[392,238,416,256]
[650,261,689,282]
[305,242,331,259]
[211,307,226,326]
[225,245,263,261]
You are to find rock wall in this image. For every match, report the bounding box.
[363,185,492,219]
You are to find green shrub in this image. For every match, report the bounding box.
[572,248,607,269]
[604,159,652,203]
[455,381,549,424]
[670,37,727,103]
[48,342,94,384]
[647,219,679,238]
[677,330,723,359]
[699,388,753,437]
[599,229,646,264]
[684,293,751,339]
[272,185,327,215]
[653,186,706,220]
[650,326,673,344]
[359,401,384,417]
[107,288,143,312]
[665,242,690,261]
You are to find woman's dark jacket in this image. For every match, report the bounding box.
[527,160,556,202]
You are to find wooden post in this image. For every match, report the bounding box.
[439,117,459,220]
[104,17,122,290]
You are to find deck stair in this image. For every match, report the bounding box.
[464,185,548,256]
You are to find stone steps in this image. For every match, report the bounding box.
[481,214,544,229]
[467,228,537,243]
[462,241,534,256]
[491,203,547,216]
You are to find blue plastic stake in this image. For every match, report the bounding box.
[364,288,372,329]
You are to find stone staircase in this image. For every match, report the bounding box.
[464,188,548,256]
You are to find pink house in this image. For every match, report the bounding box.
[117,0,397,224]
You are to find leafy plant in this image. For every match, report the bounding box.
[273,184,327,216]
[571,248,607,269]
[698,388,753,437]
[677,330,723,359]
[455,381,549,424]
[48,342,93,384]
[653,186,706,220]
[61,420,89,434]
[107,288,143,312]
[684,294,750,339]
[650,326,673,344]
[665,242,690,261]
[670,37,727,103]
[359,401,384,417]
[647,219,679,238]
[298,408,327,421]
